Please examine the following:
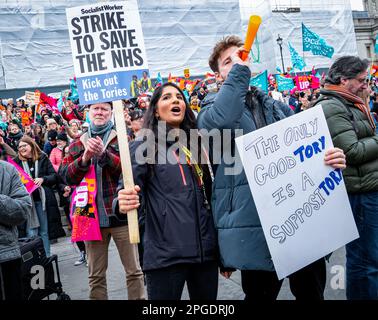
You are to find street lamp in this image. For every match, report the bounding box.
[276,34,285,73]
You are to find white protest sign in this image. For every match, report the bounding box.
[235,105,359,279]
[66,1,149,104]
[24,91,36,106]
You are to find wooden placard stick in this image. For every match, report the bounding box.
[77,0,141,243]
[113,99,140,244]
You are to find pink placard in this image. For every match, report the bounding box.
[70,165,102,242]
[295,75,311,91]
[7,156,39,194]
[311,76,320,89]
[295,75,320,91]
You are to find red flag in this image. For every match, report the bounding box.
[39,92,60,114]
[371,64,378,77]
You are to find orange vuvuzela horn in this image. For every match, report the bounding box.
[240,15,262,61]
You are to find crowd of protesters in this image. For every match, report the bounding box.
[1,39,378,301]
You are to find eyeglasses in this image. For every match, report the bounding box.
[18,145,28,150]
[354,77,369,84]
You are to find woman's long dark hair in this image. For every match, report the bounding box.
[142,82,209,160]
[32,123,45,149]
[142,82,196,135]
[141,82,200,161]
[140,82,213,204]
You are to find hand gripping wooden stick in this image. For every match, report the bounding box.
[113,100,140,244]
[240,15,262,61]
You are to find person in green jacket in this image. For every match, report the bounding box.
[317,56,378,300]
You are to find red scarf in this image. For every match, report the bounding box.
[324,84,376,131]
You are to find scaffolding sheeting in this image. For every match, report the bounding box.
[138,0,242,80]
[0,0,242,90]
[0,0,358,90]
[240,0,358,74]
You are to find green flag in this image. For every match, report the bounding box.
[302,23,334,58]
[289,42,306,71]
[249,70,268,92]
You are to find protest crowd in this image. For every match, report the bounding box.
[1,30,378,302]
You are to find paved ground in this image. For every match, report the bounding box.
[50,236,346,300]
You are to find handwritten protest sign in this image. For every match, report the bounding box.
[25,91,36,106]
[235,105,359,279]
[66,1,149,104]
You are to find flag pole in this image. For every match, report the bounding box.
[303,51,306,74]
[96,0,139,243]
[33,104,37,124]
[302,37,306,73]
[302,22,306,74]
[368,61,373,88]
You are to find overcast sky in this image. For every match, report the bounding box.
[351,0,364,10]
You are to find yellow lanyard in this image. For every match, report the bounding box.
[179,143,212,208]
[180,145,204,186]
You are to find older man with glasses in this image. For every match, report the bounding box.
[61,102,145,300]
[315,56,378,300]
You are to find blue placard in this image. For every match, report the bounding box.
[276,75,295,92]
[76,69,149,104]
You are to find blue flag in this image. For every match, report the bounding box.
[86,112,91,124]
[276,66,282,74]
[249,70,268,92]
[302,23,334,58]
[375,34,378,54]
[0,121,7,131]
[156,72,163,86]
[57,95,64,112]
[276,75,295,92]
[183,89,190,103]
[68,78,79,102]
[288,42,306,71]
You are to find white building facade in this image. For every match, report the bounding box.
[353,0,378,62]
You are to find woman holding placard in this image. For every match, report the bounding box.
[115,82,219,300]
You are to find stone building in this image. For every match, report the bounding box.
[353,0,378,61]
